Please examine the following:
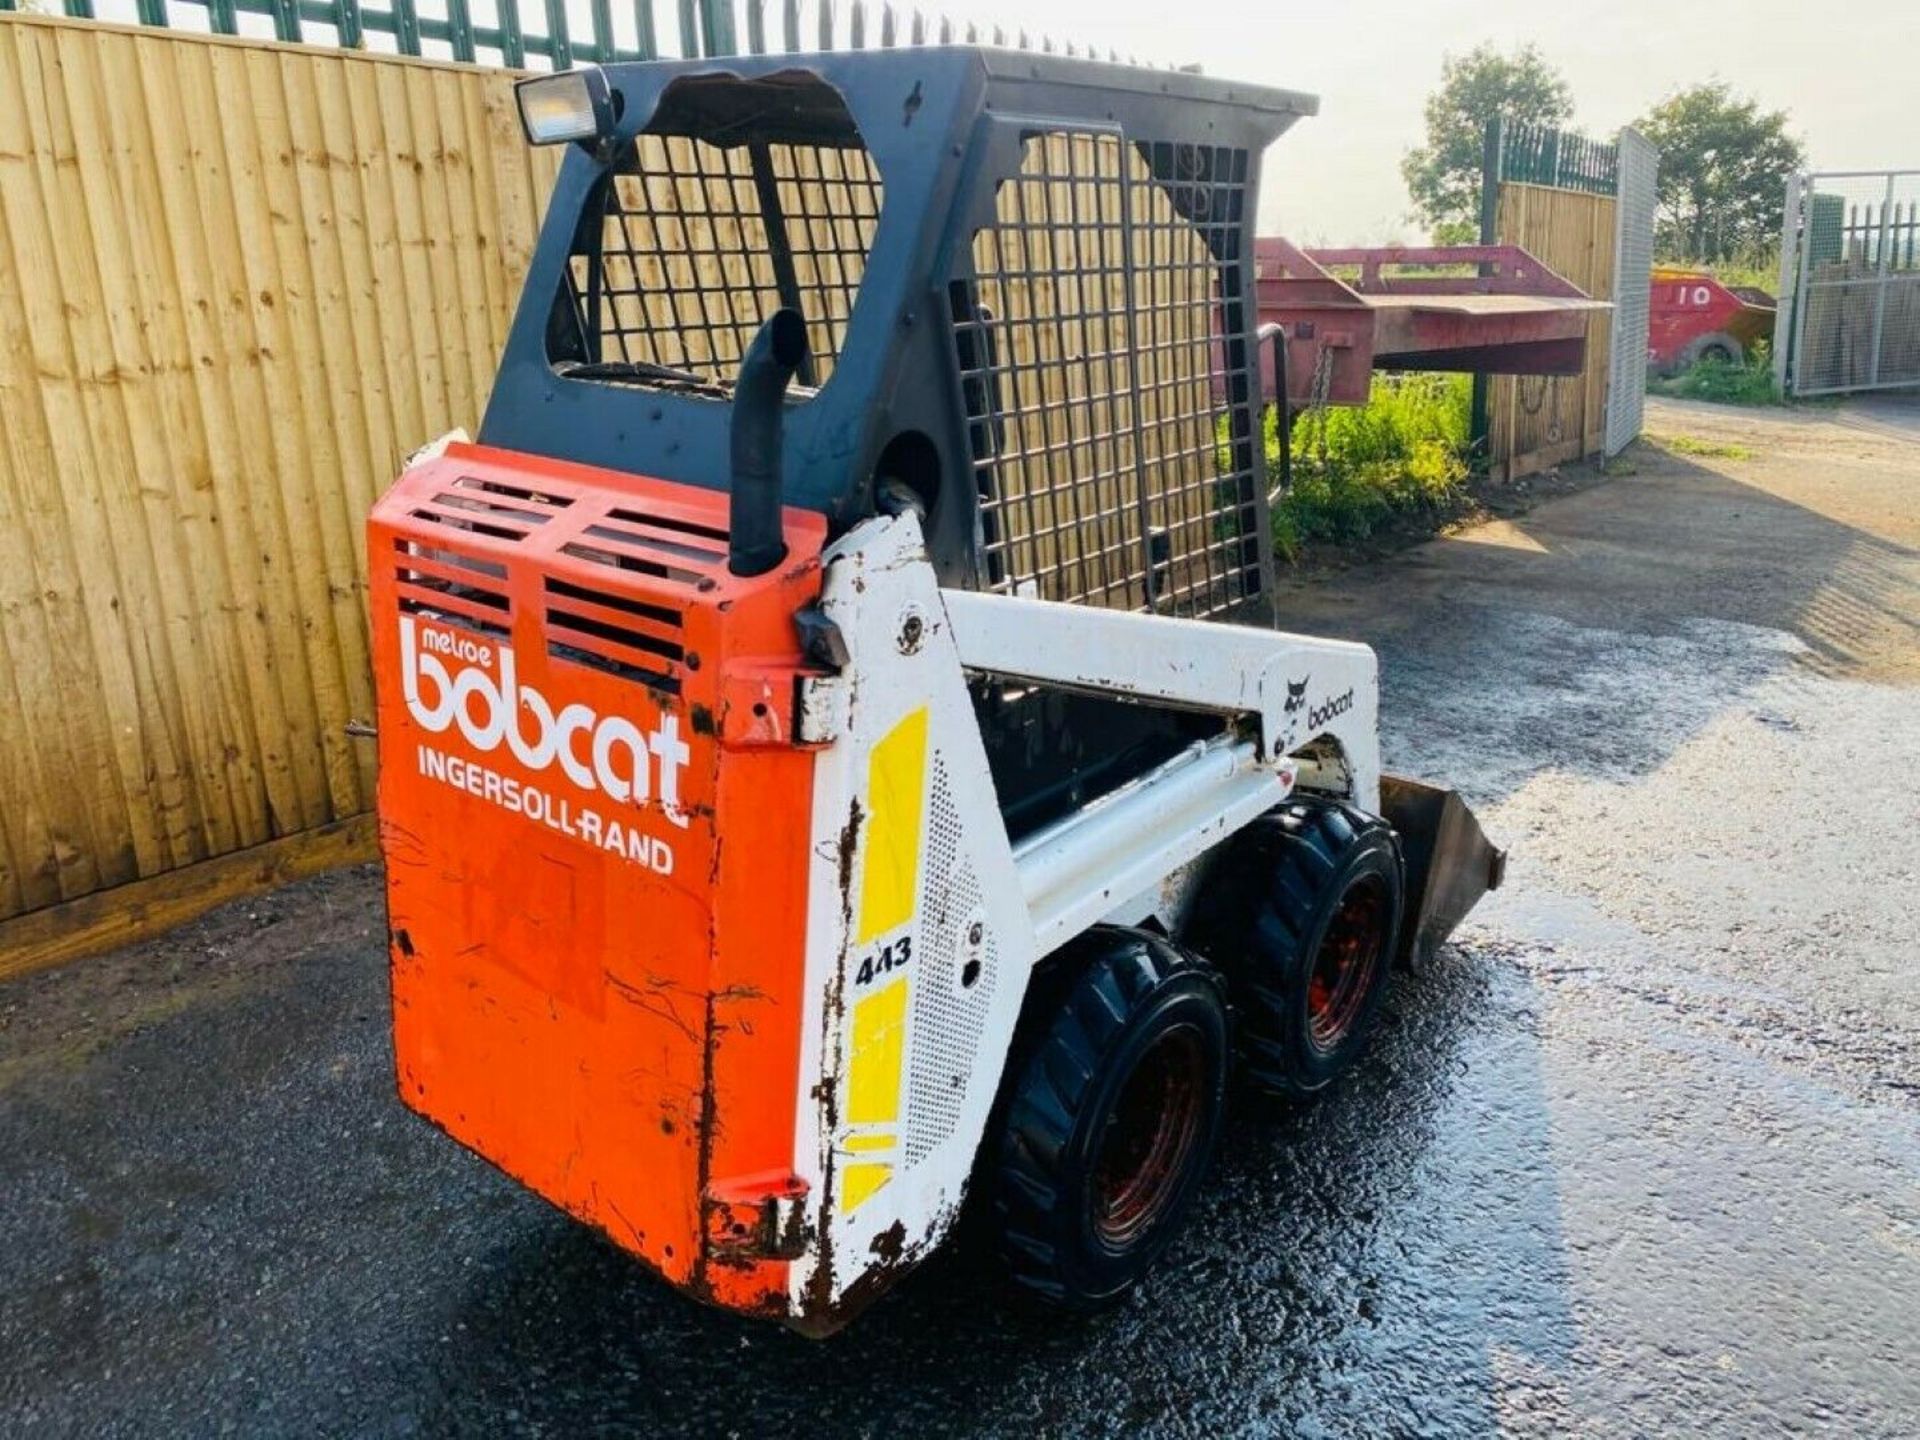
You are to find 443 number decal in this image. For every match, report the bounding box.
[855,935,912,988]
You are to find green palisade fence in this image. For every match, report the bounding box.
[0,0,1124,68]
[1496,120,1619,198]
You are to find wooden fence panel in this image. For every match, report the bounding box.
[0,13,560,930]
[1488,181,1617,481]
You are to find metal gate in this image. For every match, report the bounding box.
[1606,127,1658,455]
[1774,169,1920,397]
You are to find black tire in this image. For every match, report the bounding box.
[989,928,1228,1308]
[1189,800,1404,1099]
[1683,332,1742,369]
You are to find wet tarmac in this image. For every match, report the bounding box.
[2,399,1917,1436]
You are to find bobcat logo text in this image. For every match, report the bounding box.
[399,617,690,871]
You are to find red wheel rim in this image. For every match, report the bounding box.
[1091,1024,1207,1249]
[1305,875,1390,1052]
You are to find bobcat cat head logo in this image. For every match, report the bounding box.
[1284,677,1309,715]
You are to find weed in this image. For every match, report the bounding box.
[1649,352,1781,406]
[1659,434,1755,461]
[1262,373,1472,560]
[1658,250,1779,296]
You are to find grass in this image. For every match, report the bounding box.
[1660,434,1755,461]
[1648,353,1781,406]
[1263,373,1472,561]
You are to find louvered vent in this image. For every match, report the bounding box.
[542,576,685,696]
[393,538,510,640]
[410,474,573,543]
[559,506,731,591]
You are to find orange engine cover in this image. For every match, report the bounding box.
[367,441,827,1314]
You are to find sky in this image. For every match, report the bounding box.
[925,0,1920,243]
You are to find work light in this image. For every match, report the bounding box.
[515,67,616,150]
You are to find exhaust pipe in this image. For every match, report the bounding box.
[729,309,810,577]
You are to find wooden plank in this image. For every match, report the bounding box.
[128,30,283,851]
[459,70,514,349]
[483,75,542,302]
[45,23,203,876]
[0,24,122,901]
[329,54,418,504]
[216,40,363,822]
[192,37,335,835]
[248,45,378,809]
[403,66,475,430]
[142,33,309,844]
[362,58,442,447]
[0,813,378,983]
[97,27,254,859]
[18,22,164,885]
[287,51,388,528]
[433,67,501,418]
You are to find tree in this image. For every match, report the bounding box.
[1634,83,1804,262]
[1402,44,1573,236]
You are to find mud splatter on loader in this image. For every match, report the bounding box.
[368,47,1501,1335]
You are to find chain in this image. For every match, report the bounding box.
[1298,345,1335,467]
[1514,375,1565,446]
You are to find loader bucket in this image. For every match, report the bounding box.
[1379,774,1506,969]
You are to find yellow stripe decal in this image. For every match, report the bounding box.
[845,975,908,1127]
[840,976,909,1214]
[839,1161,892,1214]
[856,706,929,945]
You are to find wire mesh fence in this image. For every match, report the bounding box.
[1780,169,1920,397]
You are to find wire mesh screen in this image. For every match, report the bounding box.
[1787,171,1920,397]
[567,137,883,388]
[951,132,1259,618]
[1605,127,1657,457]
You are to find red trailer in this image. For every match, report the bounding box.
[1251,239,1608,406]
[1648,267,1776,376]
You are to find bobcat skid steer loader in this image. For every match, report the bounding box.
[367,48,1503,1335]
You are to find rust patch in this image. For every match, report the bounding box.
[869,1219,907,1264]
[835,798,863,923]
[800,955,849,1322]
[687,986,723,1301]
[790,1200,958,1337]
[689,703,717,736]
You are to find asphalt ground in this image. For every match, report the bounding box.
[2,396,1916,1437]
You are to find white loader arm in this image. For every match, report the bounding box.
[937,589,1382,812]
